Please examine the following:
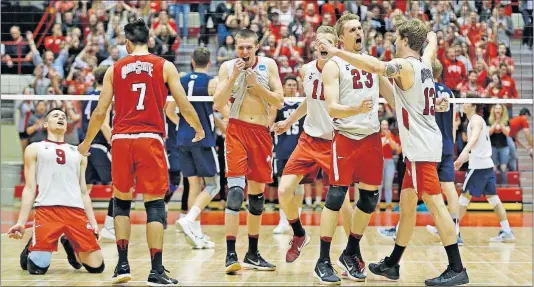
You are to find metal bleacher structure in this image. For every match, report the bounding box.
[1,2,533,211]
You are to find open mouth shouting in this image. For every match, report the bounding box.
[320,51,328,57]
[57,120,65,126]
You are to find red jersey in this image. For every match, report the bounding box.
[509,116,529,138]
[441,58,466,90]
[112,53,168,136]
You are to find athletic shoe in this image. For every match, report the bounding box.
[198,235,215,249]
[243,251,276,271]
[177,218,204,248]
[314,258,341,285]
[147,267,178,286]
[336,251,366,281]
[273,221,290,234]
[314,204,323,212]
[60,236,82,269]
[424,266,469,286]
[100,226,116,242]
[426,225,439,237]
[111,262,132,284]
[20,237,31,270]
[225,251,241,274]
[377,227,396,240]
[286,233,311,263]
[416,203,428,212]
[368,257,400,280]
[490,230,515,243]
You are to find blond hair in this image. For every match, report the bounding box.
[488,104,510,125]
[235,28,259,44]
[334,13,360,37]
[396,18,428,53]
[431,59,443,79]
[316,25,338,43]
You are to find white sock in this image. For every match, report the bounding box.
[192,220,202,235]
[104,216,114,229]
[500,220,511,233]
[279,209,287,223]
[165,204,168,212]
[305,197,312,206]
[314,196,322,205]
[185,206,201,222]
[298,207,302,217]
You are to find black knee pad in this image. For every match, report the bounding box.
[145,199,166,224]
[83,262,105,273]
[356,189,379,214]
[169,170,181,186]
[226,186,245,213]
[114,198,132,218]
[248,193,265,216]
[28,258,49,275]
[325,186,348,211]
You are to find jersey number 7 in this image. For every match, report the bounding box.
[132,83,147,111]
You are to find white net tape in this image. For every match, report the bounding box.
[1,94,533,104]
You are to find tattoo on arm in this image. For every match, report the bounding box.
[384,62,402,78]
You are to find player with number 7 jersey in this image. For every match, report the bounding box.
[78,19,204,286]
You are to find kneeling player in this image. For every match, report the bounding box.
[8,108,104,275]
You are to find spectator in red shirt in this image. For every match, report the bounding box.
[278,56,294,80]
[508,108,533,159]
[441,47,467,91]
[152,10,178,34]
[490,43,515,73]
[304,3,321,29]
[269,12,283,41]
[44,24,66,55]
[459,71,485,97]
[485,73,508,98]
[499,63,518,98]
[379,119,401,210]
[474,60,489,87]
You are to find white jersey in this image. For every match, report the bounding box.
[226,56,271,119]
[330,56,380,140]
[394,57,442,162]
[33,141,84,209]
[302,60,333,140]
[467,115,494,169]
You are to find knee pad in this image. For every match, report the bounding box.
[325,186,348,211]
[295,184,305,196]
[169,170,181,186]
[487,195,501,207]
[459,194,471,207]
[114,198,132,218]
[204,175,221,199]
[228,176,246,189]
[356,189,379,214]
[248,193,265,216]
[226,186,245,214]
[144,199,166,224]
[83,262,105,273]
[28,252,51,275]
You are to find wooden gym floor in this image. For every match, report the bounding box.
[1,209,532,286]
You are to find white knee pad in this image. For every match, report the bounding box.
[29,251,52,268]
[203,175,221,199]
[459,194,471,207]
[487,195,501,207]
[295,184,305,196]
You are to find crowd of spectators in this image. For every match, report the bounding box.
[2,0,533,195]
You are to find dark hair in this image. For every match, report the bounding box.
[468,70,477,76]
[46,107,67,121]
[124,18,149,45]
[519,108,531,116]
[192,47,210,68]
[94,66,108,85]
[466,93,481,112]
[283,75,298,85]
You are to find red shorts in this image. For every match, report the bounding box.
[283,133,331,184]
[225,119,273,183]
[30,206,100,253]
[111,133,169,195]
[401,159,441,195]
[330,131,383,186]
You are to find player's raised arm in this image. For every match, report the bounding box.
[378,76,395,108]
[78,66,114,156]
[7,144,38,239]
[248,57,283,109]
[79,156,98,232]
[164,61,205,142]
[322,61,372,119]
[422,31,438,66]
[213,60,244,111]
